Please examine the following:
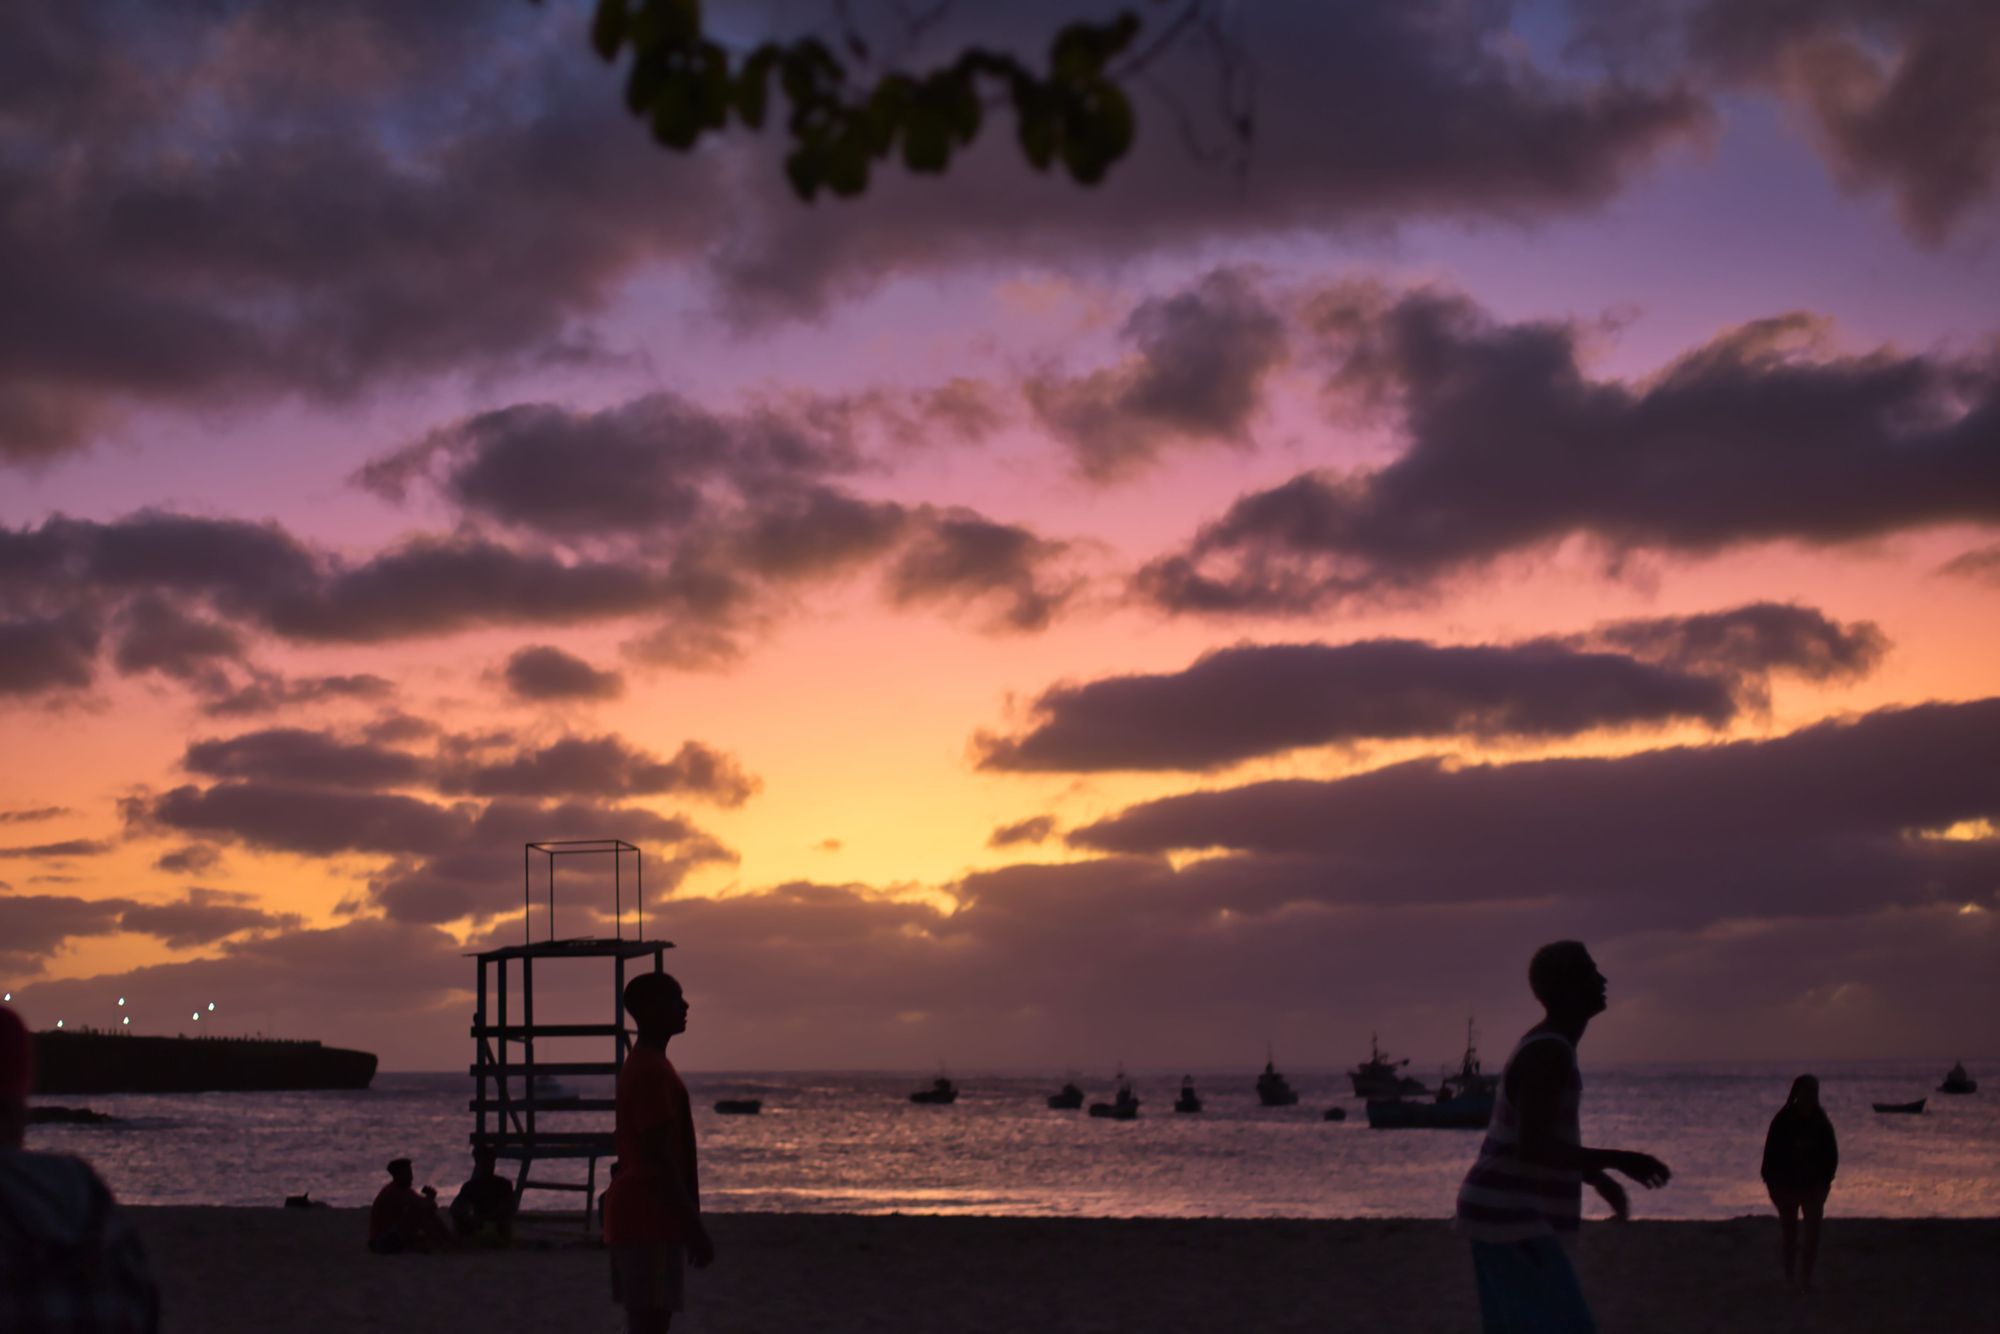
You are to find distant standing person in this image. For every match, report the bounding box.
[0,1004,160,1332]
[1456,941,1672,1333]
[602,972,713,1334]
[1760,1074,1837,1292]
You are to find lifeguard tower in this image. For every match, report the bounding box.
[468,839,671,1224]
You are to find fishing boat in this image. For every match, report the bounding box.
[1089,1072,1141,1120]
[1938,1061,1977,1094]
[1047,1079,1085,1110]
[909,1075,959,1105]
[1365,1023,1496,1129]
[1173,1075,1203,1114]
[713,1098,762,1115]
[1255,1052,1299,1107]
[1348,1033,1427,1098]
[1872,1098,1925,1114]
[1322,1105,1347,1122]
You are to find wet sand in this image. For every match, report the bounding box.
[131,1209,1998,1333]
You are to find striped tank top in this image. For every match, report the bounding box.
[1454,1030,1582,1243]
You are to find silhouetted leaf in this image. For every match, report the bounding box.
[591,0,628,61]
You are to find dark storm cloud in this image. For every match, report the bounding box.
[1674,0,2000,243]
[200,672,396,718]
[110,594,243,682]
[501,645,624,702]
[0,806,68,824]
[2,2,1708,463]
[153,843,222,875]
[1938,543,2000,584]
[987,816,1058,848]
[0,1,726,462]
[1066,696,2000,927]
[0,894,132,972]
[366,799,735,926]
[731,488,913,582]
[139,783,469,857]
[1574,602,1886,694]
[0,612,99,695]
[360,393,865,540]
[435,736,759,807]
[117,887,302,950]
[980,603,1883,772]
[1142,288,2000,612]
[1027,267,1288,481]
[182,728,427,791]
[0,839,112,860]
[260,535,686,644]
[886,511,1077,633]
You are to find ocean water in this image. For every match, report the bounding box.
[25,1061,1996,1219]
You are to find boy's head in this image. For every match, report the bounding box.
[1528,940,1607,1018]
[387,1158,414,1185]
[623,971,688,1037]
[473,1146,497,1175]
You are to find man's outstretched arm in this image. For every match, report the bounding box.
[1512,1042,1671,1187]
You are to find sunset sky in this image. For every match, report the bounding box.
[3,0,1997,1071]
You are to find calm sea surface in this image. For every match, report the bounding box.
[26,1062,1997,1219]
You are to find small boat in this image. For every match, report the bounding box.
[1089,1073,1141,1120]
[1366,1023,1496,1129]
[1872,1098,1925,1115]
[1047,1080,1085,1110]
[1322,1105,1347,1122]
[1349,1033,1428,1099]
[1173,1075,1203,1114]
[1938,1061,1977,1094]
[531,1073,580,1106]
[1255,1052,1299,1107]
[909,1075,958,1105]
[713,1098,763,1115]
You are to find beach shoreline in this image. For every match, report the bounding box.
[131,1209,2000,1333]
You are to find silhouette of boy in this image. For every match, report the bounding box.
[1456,941,1672,1332]
[449,1146,518,1246]
[602,972,712,1333]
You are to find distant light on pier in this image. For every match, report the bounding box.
[118,996,126,1005]
[192,1012,200,1021]
[207,1001,216,1011]
[122,1016,130,1026]
[55,1019,63,1027]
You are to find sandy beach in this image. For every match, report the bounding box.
[130,1209,1998,1333]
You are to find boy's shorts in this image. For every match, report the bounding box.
[1470,1236,1595,1333]
[610,1242,685,1313]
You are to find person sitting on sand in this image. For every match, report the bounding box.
[367,1158,452,1254]
[1456,941,1672,1333]
[602,972,713,1333]
[0,1004,161,1331]
[1761,1074,1837,1292]
[449,1146,518,1246]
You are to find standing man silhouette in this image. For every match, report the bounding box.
[1456,941,1672,1332]
[603,972,713,1333]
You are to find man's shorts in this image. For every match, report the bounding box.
[1470,1236,1595,1334]
[610,1242,685,1313]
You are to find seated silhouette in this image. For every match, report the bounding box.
[368,1158,453,1254]
[450,1147,518,1245]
